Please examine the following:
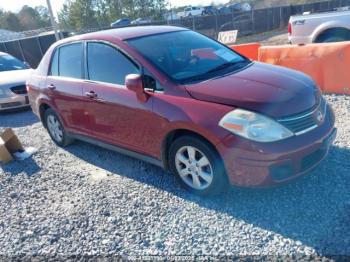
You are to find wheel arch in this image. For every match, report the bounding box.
[38,102,52,127]
[161,128,222,171]
[313,26,350,43]
[38,101,64,129]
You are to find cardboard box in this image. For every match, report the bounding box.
[0,128,24,164]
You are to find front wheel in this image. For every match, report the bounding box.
[44,108,73,147]
[169,135,228,196]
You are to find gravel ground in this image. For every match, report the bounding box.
[0,94,349,260]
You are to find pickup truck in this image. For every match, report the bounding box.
[288,8,350,44]
[183,6,203,17]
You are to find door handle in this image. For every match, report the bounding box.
[47,84,56,90]
[85,91,98,99]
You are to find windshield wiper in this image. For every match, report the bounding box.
[179,60,251,84]
[206,60,249,74]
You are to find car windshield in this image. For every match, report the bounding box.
[126,30,249,84]
[0,54,29,72]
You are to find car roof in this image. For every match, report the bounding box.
[0,51,8,56]
[57,26,187,46]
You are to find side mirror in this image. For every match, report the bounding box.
[125,74,148,102]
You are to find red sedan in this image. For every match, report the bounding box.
[27,26,336,195]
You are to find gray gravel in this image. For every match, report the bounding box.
[0,94,349,259]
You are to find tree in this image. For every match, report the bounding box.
[35,5,51,27]
[58,0,168,31]
[58,0,98,30]
[0,11,22,31]
[0,5,51,32]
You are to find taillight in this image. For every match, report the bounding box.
[288,22,292,35]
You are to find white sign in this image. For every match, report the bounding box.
[218,30,238,45]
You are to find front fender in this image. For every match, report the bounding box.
[152,93,234,161]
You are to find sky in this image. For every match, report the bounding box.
[0,0,227,16]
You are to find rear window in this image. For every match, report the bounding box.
[50,49,59,76]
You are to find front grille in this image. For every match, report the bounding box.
[0,101,22,108]
[10,85,27,95]
[278,98,327,135]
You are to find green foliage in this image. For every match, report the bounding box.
[0,5,50,32]
[58,0,168,31]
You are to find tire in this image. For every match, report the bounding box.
[44,108,73,147]
[316,28,350,43]
[169,135,228,196]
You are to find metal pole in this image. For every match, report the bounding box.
[46,0,60,41]
[170,2,173,24]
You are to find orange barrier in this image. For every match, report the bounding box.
[259,42,350,95]
[230,43,261,61]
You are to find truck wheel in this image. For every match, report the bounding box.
[315,28,350,43]
[169,135,228,196]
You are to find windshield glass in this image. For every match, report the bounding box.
[126,30,249,83]
[0,54,29,72]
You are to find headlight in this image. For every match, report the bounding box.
[219,109,294,142]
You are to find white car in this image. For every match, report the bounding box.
[131,18,152,25]
[289,8,350,44]
[0,52,32,111]
[184,6,203,17]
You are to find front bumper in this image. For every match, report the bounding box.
[217,106,336,187]
[0,94,30,111]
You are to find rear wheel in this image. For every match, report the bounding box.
[315,28,350,43]
[169,135,228,196]
[44,108,73,147]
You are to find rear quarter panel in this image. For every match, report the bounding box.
[27,42,55,118]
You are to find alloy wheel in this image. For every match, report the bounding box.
[175,146,213,190]
[47,115,63,143]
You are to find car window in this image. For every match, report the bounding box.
[127,30,247,84]
[59,43,83,79]
[143,68,163,91]
[0,54,29,72]
[50,49,59,76]
[87,42,139,85]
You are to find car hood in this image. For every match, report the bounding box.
[184,62,320,118]
[0,69,33,87]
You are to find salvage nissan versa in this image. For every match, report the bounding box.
[27,26,336,195]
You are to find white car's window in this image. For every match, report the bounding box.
[0,54,29,72]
